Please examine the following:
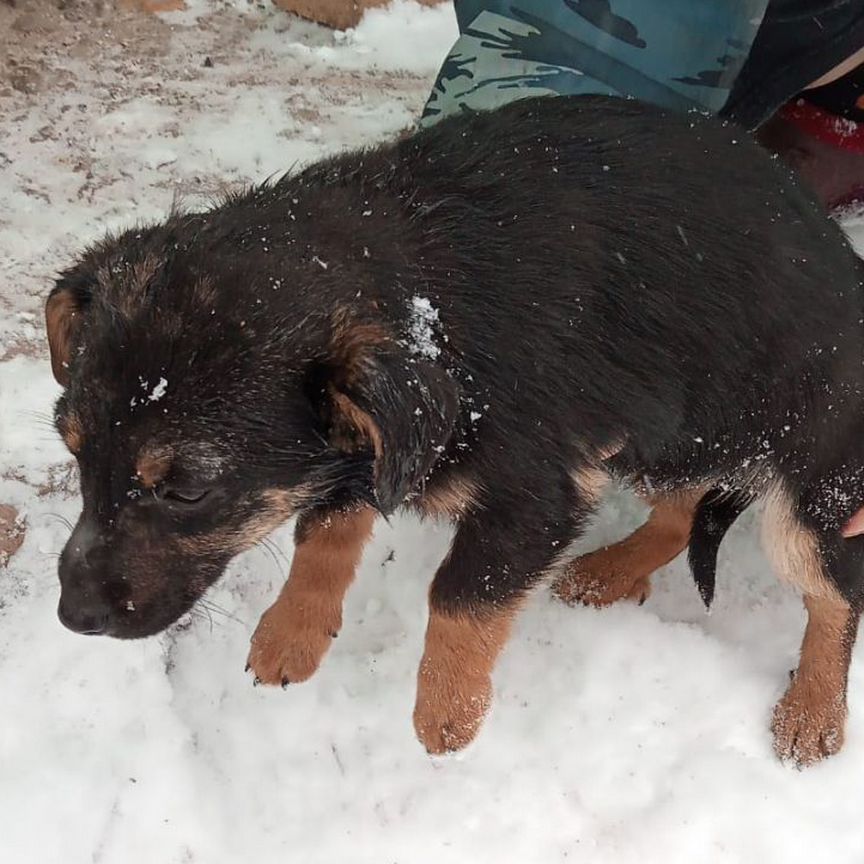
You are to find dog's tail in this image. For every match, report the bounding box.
[688,488,755,608]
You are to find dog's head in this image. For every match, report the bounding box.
[47,217,459,638]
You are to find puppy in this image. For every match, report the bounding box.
[47,95,864,764]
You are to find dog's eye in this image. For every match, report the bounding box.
[159,486,210,506]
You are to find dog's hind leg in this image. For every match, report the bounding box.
[247,505,375,686]
[553,489,703,608]
[763,484,863,766]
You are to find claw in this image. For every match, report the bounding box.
[281,677,290,689]
[244,663,250,673]
[253,676,261,687]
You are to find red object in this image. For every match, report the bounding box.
[780,98,864,154]
[842,507,864,538]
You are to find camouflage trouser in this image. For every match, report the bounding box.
[421,0,770,127]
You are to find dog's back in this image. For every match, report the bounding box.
[361,96,864,494]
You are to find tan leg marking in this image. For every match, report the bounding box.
[247,506,375,686]
[413,603,516,754]
[553,490,702,608]
[762,483,832,597]
[762,484,857,765]
[772,594,856,766]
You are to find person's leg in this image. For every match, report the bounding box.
[722,0,864,129]
[421,0,767,127]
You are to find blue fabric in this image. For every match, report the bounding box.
[422,0,771,126]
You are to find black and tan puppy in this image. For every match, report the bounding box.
[47,95,864,764]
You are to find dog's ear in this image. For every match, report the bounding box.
[324,326,460,515]
[45,286,84,387]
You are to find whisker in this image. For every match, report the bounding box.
[25,410,56,424]
[25,416,60,434]
[45,513,74,531]
[190,605,215,633]
[255,539,282,575]
[197,599,229,617]
[198,598,246,627]
[262,537,291,565]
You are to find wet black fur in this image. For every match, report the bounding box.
[53,94,864,638]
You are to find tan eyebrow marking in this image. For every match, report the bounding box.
[61,412,84,454]
[135,446,173,488]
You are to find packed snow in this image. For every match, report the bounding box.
[406,295,442,359]
[3,3,864,863]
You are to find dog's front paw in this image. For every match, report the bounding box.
[413,667,492,754]
[771,677,847,767]
[553,551,652,608]
[246,593,340,686]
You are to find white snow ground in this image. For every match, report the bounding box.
[3,3,864,863]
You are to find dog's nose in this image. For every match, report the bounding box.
[57,515,113,635]
[57,596,110,635]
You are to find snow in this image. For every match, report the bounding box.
[290,0,459,74]
[406,295,442,359]
[3,3,864,864]
[147,377,169,402]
